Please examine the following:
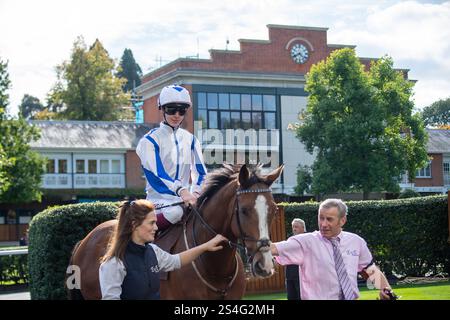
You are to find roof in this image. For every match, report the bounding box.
[426,129,450,153]
[29,120,157,150]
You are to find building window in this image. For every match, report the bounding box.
[88,160,97,174]
[444,162,450,185]
[416,161,431,178]
[196,92,277,130]
[46,158,68,173]
[58,159,68,174]
[100,160,109,173]
[111,160,121,174]
[46,159,55,173]
[76,159,85,173]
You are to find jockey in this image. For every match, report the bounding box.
[136,85,207,231]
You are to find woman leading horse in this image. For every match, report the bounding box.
[68,164,283,299]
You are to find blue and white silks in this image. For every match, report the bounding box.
[136,122,207,223]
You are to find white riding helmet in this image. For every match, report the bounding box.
[158,85,192,110]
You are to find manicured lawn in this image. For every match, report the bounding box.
[243,282,450,300]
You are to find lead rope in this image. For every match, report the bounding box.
[183,222,239,298]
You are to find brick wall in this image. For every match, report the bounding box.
[125,150,145,189]
[142,25,332,84]
[141,25,393,86]
[414,153,444,187]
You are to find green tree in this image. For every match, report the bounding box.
[421,97,450,127]
[117,48,143,92]
[0,57,46,203]
[18,94,45,119]
[294,165,312,195]
[0,58,10,192]
[296,48,428,199]
[52,37,130,120]
[0,117,46,203]
[0,58,10,117]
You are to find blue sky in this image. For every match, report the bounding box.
[1,0,449,116]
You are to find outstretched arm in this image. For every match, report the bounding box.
[270,242,279,256]
[179,234,227,267]
[360,264,396,300]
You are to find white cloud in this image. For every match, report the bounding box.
[1,0,449,114]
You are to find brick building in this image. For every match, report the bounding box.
[400,129,450,194]
[136,24,410,193]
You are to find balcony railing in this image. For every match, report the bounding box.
[43,173,125,189]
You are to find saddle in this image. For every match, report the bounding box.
[155,206,192,280]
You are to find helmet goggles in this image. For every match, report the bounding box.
[163,103,189,116]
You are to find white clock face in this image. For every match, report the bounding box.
[290,44,309,64]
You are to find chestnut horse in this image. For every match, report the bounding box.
[68,164,283,299]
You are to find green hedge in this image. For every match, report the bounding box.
[28,202,118,300]
[281,195,450,277]
[0,249,28,286]
[28,196,450,299]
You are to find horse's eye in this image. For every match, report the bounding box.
[241,208,249,215]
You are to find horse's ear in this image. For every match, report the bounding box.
[238,164,250,187]
[264,165,284,186]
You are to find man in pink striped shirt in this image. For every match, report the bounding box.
[270,198,393,300]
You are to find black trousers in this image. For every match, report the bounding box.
[286,279,301,300]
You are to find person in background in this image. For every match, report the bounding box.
[285,218,306,300]
[19,229,29,246]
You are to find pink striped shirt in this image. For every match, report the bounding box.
[275,231,372,300]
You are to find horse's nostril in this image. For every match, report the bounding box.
[253,261,263,276]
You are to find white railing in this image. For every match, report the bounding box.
[43,173,125,189]
[74,173,125,188]
[0,249,28,256]
[43,174,71,188]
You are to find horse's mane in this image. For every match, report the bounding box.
[196,164,266,207]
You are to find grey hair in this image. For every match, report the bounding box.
[291,218,306,232]
[319,198,348,218]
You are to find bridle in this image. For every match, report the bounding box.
[235,187,273,254]
[190,186,274,271]
[184,185,274,297]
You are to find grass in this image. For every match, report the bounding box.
[243,282,450,300]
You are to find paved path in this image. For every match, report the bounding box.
[0,291,30,300]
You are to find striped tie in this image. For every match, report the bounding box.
[330,238,355,300]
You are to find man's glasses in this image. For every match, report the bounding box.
[164,106,187,116]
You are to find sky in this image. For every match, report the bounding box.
[1,0,449,116]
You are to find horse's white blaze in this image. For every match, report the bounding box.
[261,251,275,274]
[254,195,269,239]
[254,195,274,274]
